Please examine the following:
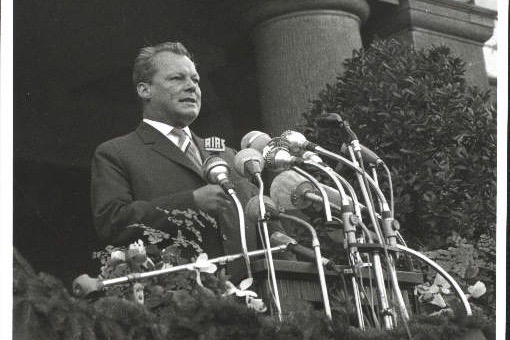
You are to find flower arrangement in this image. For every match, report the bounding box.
[91,207,267,313]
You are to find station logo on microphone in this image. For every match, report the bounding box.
[204,136,226,152]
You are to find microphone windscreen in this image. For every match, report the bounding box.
[245,195,274,226]
[234,148,264,177]
[241,131,272,152]
[202,156,229,184]
[270,170,314,210]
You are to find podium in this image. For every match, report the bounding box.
[251,259,423,317]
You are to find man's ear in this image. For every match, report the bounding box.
[137,82,151,100]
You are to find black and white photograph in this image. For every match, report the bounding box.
[4,0,507,338]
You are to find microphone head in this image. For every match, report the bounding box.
[270,170,315,210]
[240,131,272,153]
[280,130,308,153]
[316,112,343,126]
[234,148,265,178]
[245,195,279,225]
[202,156,230,184]
[262,138,295,171]
[269,232,297,247]
[263,147,293,172]
[359,144,382,165]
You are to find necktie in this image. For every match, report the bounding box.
[170,129,203,170]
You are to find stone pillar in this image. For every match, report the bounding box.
[364,0,496,89]
[242,0,370,136]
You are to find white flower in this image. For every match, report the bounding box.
[110,250,125,261]
[223,278,267,313]
[193,253,217,274]
[246,296,267,313]
[433,274,451,294]
[132,283,144,305]
[430,294,447,308]
[129,239,146,255]
[467,281,486,299]
[223,278,258,298]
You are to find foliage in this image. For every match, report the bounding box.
[14,247,496,339]
[298,38,496,320]
[416,231,496,315]
[301,39,496,248]
[90,214,266,313]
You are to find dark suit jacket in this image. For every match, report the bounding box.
[91,122,258,270]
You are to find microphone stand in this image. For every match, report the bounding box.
[312,119,395,329]
[300,160,367,329]
[363,164,410,321]
[272,211,332,321]
[228,190,252,279]
[254,173,283,322]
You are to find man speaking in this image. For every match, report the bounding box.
[91,42,256,264]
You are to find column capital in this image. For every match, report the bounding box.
[241,0,370,30]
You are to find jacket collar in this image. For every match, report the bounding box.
[135,122,208,178]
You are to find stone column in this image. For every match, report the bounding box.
[242,0,370,136]
[364,0,496,89]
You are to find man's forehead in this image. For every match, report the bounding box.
[153,51,196,71]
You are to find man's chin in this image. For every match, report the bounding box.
[174,111,199,127]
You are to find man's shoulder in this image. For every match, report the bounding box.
[95,129,141,153]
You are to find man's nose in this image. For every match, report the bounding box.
[184,78,198,92]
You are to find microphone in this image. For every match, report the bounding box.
[359,144,383,165]
[269,170,317,210]
[245,195,282,225]
[240,131,272,153]
[315,112,344,127]
[270,232,333,268]
[341,143,382,166]
[280,130,317,153]
[202,156,235,192]
[262,139,304,172]
[300,150,326,165]
[234,148,265,178]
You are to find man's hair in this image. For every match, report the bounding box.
[132,41,192,88]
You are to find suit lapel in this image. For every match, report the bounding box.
[192,132,214,164]
[136,122,204,178]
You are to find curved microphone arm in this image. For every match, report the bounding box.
[396,245,472,316]
[331,174,363,220]
[314,146,390,211]
[277,212,332,321]
[316,146,389,245]
[291,166,333,222]
[229,191,252,278]
[302,160,360,252]
[254,173,283,322]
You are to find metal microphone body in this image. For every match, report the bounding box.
[280,130,317,153]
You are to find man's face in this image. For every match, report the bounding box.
[143,51,201,128]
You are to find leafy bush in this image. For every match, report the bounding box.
[299,39,496,319]
[301,38,496,249]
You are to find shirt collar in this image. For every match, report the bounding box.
[143,118,192,139]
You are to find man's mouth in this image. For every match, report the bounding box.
[179,98,197,103]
